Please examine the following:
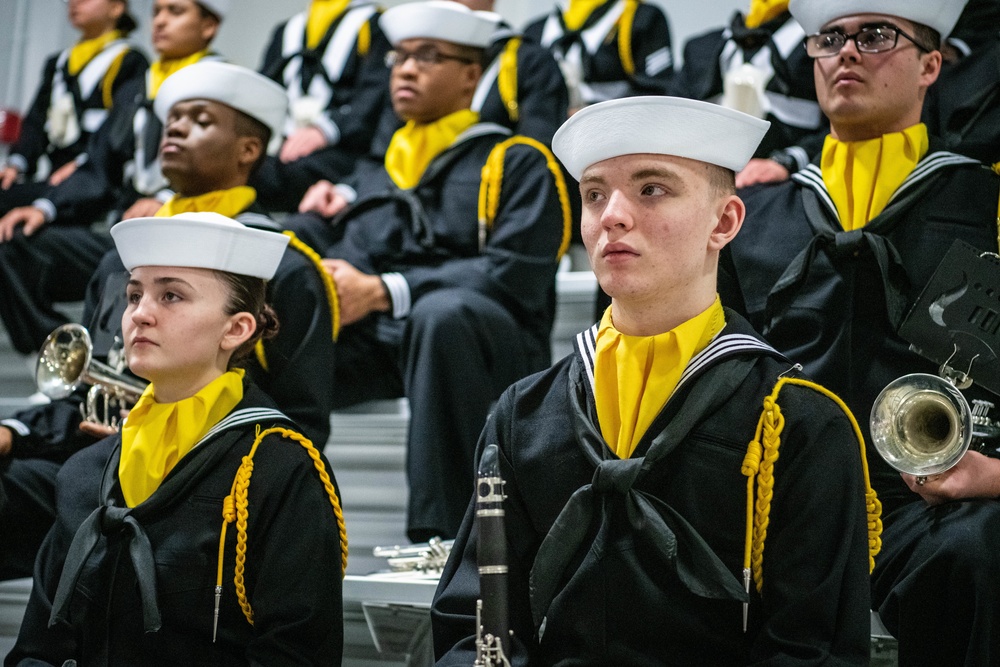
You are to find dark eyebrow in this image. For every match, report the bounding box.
[821,21,899,33]
[630,167,683,184]
[127,276,194,289]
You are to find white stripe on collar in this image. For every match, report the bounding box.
[792,150,983,221]
[194,407,292,448]
[574,327,778,393]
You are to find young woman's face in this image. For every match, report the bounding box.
[67,0,124,38]
[151,0,218,60]
[123,265,249,399]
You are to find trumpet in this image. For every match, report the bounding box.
[372,536,454,573]
[35,323,147,429]
[870,371,998,479]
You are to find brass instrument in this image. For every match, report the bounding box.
[372,537,454,573]
[35,323,146,429]
[871,373,971,477]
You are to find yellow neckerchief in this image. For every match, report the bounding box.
[306,0,351,50]
[384,109,479,190]
[562,0,611,31]
[594,296,726,459]
[68,29,122,76]
[156,186,257,219]
[821,123,929,231]
[744,0,789,29]
[147,49,209,99]
[119,369,245,507]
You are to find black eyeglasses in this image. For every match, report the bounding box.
[384,47,475,70]
[804,25,932,58]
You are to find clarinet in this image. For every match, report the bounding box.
[473,444,512,667]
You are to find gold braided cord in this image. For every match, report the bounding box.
[284,231,341,340]
[357,20,371,57]
[216,425,349,627]
[498,38,521,122]
[617,0,639,77]
[101,48,129,109]
[741,377,883,593]
[478,137,573,260]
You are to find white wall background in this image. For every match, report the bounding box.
[0,0,741,113]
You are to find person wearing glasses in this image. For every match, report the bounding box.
[282,0,571,544]
[721,0,1000,663]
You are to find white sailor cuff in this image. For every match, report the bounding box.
[313,114,341,146]
[6,154,28,173]
[335,183,357,204]
[1,419,31,438]
[32,198,57,223]
[380,272,411,319]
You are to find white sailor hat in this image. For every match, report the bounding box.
[196,0,229,19]
[790,0,969,38]
[551,96,771,180]
[110,213,289,280]
[379,0,501,48]
[153,62,287,140]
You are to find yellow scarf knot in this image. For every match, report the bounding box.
[562,0,611,31]
[119,370,245,507]
[148,49,209,100]
[744,0,789,29]
[821,123,929,231]
[307,0,351,50]
[384,109,479,190]
[594,296,726,459]
[68,30,123,76]
[156,186,257,219]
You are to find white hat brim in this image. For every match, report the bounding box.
[153,62,287,140]
[380,1,501,48]
[789,0,968,37]
[110,213,289,280]
[552,97,771,180]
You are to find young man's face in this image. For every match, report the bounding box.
[151,0,218,60]
[813,13,941,140]
[160,99,258,195]
[579,153,741,312]
[389,38,482,123]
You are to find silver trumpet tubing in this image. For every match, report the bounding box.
[35,323,147,428]
[473,444,512,667]
[372,536,454,573]
[870,372,974,477]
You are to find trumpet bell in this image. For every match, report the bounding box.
[36,324,93,400]
[870,373,972,476]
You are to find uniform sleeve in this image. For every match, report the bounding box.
[668,30,724,99]
[8,55,60,177]
[243,438,344,666]
[1,397,92,462]
[258,21,288,82]
[319,16,393,153]
[107,50,148,114]
[431,390,538,666]
[747,385,872,664]
[42,89,139,223]
[398,143,566,322]
[510,42,569,145]
[623,4,674,96]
